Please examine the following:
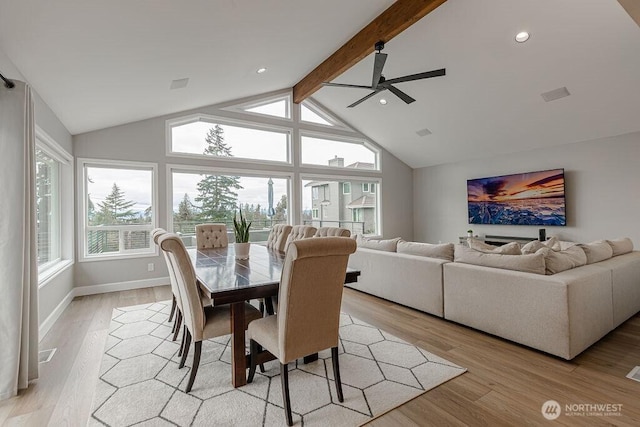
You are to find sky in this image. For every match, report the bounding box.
[86,166,152,213]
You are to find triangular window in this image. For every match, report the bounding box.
[244,98,290,119]
[301,104,332,126]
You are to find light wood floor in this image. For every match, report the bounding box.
[1,286,639,426]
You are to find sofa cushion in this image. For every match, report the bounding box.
[521,237,562,254]
[537,246,587,275]
[454,244,545,275]
[467,238,521,255]
[579,240,613,264]
[355,235,400,252]
[607,237,634,257]
[397,240,454,261]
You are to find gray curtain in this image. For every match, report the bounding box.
[0,80,39,400]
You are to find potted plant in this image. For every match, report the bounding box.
[233,208,252,259]
[467,229,473,238]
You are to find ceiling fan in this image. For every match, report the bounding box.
[323,41,446,108]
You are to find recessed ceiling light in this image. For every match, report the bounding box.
[515,31,530,43]
[379,99,387,105]
[256,67,267,74]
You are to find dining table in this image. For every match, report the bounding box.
[189,242,360,387]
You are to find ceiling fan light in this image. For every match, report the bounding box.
[515,31,530,43]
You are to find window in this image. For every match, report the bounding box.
[171,168,290,246]
[244,98,290,119]
[301,103,332,126]
[362,183,370,192]
[302,178,379,235]
[80,160,157,260]
[300,134,378,170]
[36,128,73,284]
[168,115,290,163]
[342,182,351,194]
[36,148,60,270]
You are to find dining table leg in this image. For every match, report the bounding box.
[230,301,247,387]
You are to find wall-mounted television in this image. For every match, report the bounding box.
[467,168,566,226]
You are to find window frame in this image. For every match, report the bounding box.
[342,182,351,194]
[299,130,381,171]
[35,127,74,287]
[77,158,158,262]
[166,113,293,165]
[301,174,382,237]
[166,163,294,237]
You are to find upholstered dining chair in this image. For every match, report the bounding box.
[314,227,351,238]
[247,237,357,426]
[158,232,263,393]
[152,228,183,342]
[266,224,292,252]
[195,223,229,249]
[283,225,317,251]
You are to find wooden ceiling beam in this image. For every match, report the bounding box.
[292,0,447,104]
[617,0,640,28]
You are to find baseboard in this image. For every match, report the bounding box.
[39,288,75,341]
[39,276,170,341]
[74,277,170,296]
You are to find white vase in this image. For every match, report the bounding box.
[235,242,250,260]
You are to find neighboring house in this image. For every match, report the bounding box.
[306,156,377,234]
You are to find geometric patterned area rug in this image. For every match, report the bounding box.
[89,301,466,426]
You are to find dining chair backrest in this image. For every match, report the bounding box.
[159,233,205,340]
[152,228,182,302]
[266,224,293,252]
[276,237,356,363]
[314,227,351,238]
[284,225,317,251]
[196,223,229,249]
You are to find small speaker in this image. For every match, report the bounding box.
[539,228,546,242]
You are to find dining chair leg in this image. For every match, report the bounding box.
[259,300,265,315]
[247,339,258,383]
[179,329,191,369]
[265,297,275,315]
[331,346,344,403]
[185,341,202,393]
[281,363,293,426]
[168,295,176,322]
[172,310,182,341]
[178,325,187,357]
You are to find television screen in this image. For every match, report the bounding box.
[467,168,566,226]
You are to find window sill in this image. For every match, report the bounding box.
[38,259,74,289]
[78,251,159,263]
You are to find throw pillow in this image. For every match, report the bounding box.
[536,246,587,275]
[521,237,565,254]
[356,235,400,252]
[396,240,454,261]
[578,240,613,264]
[467,238,521,255]
[521,240,545,254]
[606,237,634,257]
[454,244,545,275]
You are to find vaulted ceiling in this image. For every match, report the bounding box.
[1,0,639,168]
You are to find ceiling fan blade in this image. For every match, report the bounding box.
[383,68,446,85]
[371,52,387,90]
[387,85,416,104]
[347,91,380,108]
[323,82,374,90]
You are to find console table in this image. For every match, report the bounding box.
[459,235,536,246]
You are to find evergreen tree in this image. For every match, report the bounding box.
[195,126,243,220]
[176,193,196,221]
[274,194,287,220]
[94,183,137,225]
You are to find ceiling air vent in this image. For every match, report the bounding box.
[541,87,570,102]
[170,78,189,90]
[416,127,432,137]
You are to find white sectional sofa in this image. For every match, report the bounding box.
[346,237,640,360]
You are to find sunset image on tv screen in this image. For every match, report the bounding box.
[467,169,566,226]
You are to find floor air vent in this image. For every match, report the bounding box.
[38,348,57,364]
[627,366,640,383]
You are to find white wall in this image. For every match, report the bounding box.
[1,47,75,329]
[413,131,640,246]
[73,94,414,287]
